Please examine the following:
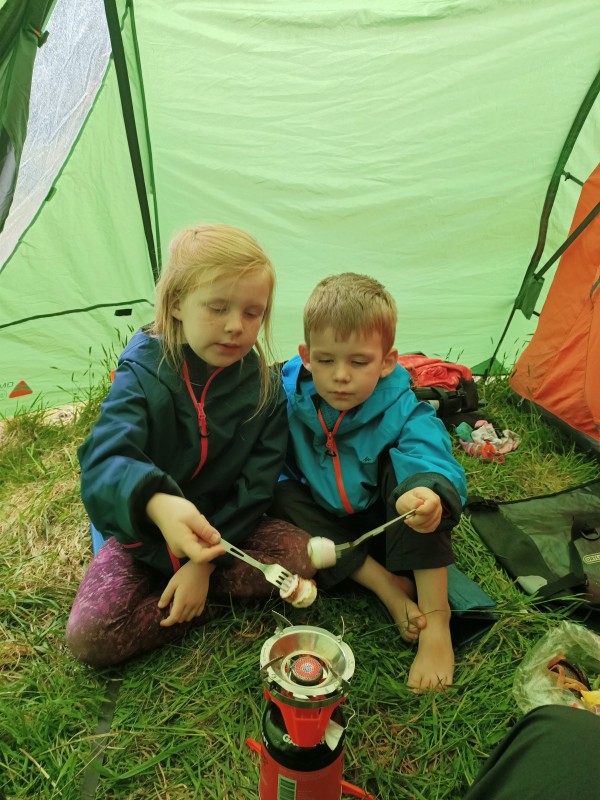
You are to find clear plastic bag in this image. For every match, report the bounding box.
[513,620,600,714]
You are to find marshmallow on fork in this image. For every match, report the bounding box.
[307,509,418,569]
[280,575,318,608]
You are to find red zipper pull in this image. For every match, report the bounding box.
[182,360,223,478]
[317,407,354,514]
[325,430,337,456]
[197,404,207,434]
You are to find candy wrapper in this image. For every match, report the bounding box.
[513,620,600,714]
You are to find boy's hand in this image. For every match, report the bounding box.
[396,488,442,533]
[146,493,225,563]
[158,561,214,626]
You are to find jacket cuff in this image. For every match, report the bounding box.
[129,471,184,540]
[390,471,463,528]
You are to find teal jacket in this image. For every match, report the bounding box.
[78,329,287,575]
[281,356,467,520]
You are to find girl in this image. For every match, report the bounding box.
[66,224,314,667]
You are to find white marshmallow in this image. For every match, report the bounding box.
[307,537,337,569]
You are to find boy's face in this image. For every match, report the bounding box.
[299,327,398,411]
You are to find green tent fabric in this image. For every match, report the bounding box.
[1,0,600,417]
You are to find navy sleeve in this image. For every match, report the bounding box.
[78,363,182,573]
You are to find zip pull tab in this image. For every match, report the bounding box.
[325,430,337,457]
[182,360,223,480]
[318,408,339,457]
[196,403,207,436]
[317,407,354,515]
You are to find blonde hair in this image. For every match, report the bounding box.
[303,272,397,353]
[151,223,277,412]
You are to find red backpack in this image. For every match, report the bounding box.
[397,354,480,426]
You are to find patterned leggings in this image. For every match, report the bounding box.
[65,517,314,667]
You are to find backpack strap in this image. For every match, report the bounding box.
[534,572,588,600]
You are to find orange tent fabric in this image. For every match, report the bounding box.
[510,164,600,447]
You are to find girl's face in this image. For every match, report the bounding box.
[172,271,271,367]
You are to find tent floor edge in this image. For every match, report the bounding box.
[508,392,600,460]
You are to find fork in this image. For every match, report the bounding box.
[219,538,293,589]
[335,508,418,558]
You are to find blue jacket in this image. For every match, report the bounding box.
[281,355,467,519]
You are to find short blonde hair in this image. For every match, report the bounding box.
[303,272,397,353]
[151,223,277,412]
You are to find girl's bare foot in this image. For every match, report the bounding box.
[407,608,454,691]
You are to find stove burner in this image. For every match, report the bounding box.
[290,655,324,686]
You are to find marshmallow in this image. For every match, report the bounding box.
[307,537,337,569]
[280,575,318,608]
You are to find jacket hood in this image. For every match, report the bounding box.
[119,328,176,384]
[119,329,260,392]
[282,354,412,433]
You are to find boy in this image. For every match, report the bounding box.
[270,273,467,690]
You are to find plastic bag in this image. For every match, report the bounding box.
[513,620,600,714]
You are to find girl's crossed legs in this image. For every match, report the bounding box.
[66,517,314,667]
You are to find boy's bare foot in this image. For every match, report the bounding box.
[407,608,454,691]
[379,573,427,642]
[352,558,426,642]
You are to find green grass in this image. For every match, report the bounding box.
[0,377,598,799]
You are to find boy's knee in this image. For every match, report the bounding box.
[269,479,312,524]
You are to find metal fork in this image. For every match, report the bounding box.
[335,508,417,558]
[219,538,293,589]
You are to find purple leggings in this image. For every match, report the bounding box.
[66,517,314,667]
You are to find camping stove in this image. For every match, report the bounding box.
[246,618,375,799]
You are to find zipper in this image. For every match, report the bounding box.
[183,360,223,478]
[317,408,355,514]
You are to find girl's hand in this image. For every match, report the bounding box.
[395,487,442,533]
[146,493,225,563]
[158,561,214,627]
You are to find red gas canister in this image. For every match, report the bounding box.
[252,623,355,799]
[247,621,376,799]
[259,701,345,799]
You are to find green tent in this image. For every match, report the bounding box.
[2,0,600,419]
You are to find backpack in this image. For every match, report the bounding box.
[398,354,481,427]
[466,481,600,609]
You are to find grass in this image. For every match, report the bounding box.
[0,377,598,799]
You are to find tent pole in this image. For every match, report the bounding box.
[103,0,160,282]
[127,1,161,270]
[487,64,600,377]
[533,200,600,281]
[488,197,600,380]
[482,308,517,381]
[514,66,600,313]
